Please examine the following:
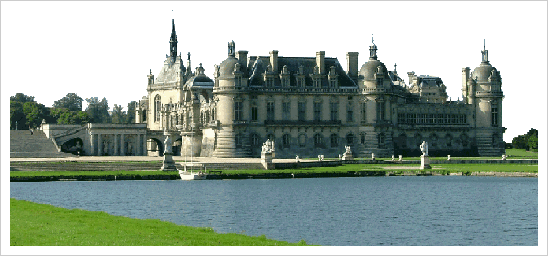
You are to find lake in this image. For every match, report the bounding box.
[10,176,538,246]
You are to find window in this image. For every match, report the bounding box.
[251,133,259,146]
[491,104,498,126]
[251,106,258,122]
[314,102,321,121]
[360,102,367,123]
[154,95,161,122]
[282,134,291,148]
[313,78,320,87]
[330,102,338,121]
[299,134,306,148]
[314,134,323,148]
[446,134,452,147]
[234,101,243,121]
[267,102,275,121]
[346,134,354,146]
[330,134,338,148]
[360,133,366,144]
[376,101,385,122]
[376,77,383,86]
[235,133,242,148]
[378,133,385,148]
[329,78,337,88]
[298,102,306,121]
[347,105,354,122]
[282,102,290,120]
[398,113,405,124]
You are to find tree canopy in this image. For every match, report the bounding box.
[53,93,83,111]
[512,128,538,151]
[85,97,111,123]
[10,93,35,103]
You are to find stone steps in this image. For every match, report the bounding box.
[10,130,73,158]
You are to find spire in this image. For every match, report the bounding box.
[228,41,235,57]
[481,39,489,64]
[369,34,378,60]
[169,19,178,64]
[394,63,397,73]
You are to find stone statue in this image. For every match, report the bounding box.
[261,139,275,153]
[345,145,351,154]
[164,134,172,154]
[420,141,429,156]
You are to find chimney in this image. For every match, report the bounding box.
[407,71,415,86]
[346,52,359,80]
[237,50,248,75]
[269,50,278,73]
[316,51,325,74]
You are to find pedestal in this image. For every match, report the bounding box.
[261,152,274,170]
[342,152,354,161]
[420,155,431,170]
[161,152,177,171]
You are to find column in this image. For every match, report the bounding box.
[97,134,103,156]
[137,134,141,156]
[90,133,95,156]
[114,134,119,156]
[142,134,147,156]
[121,134,125,156]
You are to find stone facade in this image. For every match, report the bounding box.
[137,20,505,158]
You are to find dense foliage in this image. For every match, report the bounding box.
[10,93,137,128]
[512,128,538,151]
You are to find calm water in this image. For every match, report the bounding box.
[11,176,537,246]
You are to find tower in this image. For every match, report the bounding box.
[469,41,505,156]
[169,19,177,64]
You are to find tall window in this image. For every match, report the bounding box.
[282,134,291,148]
[298,102,306,121]
[378,133,385,148]
[251,133,259,146]
[314,134,323,148]
[313,102,322,121]
[330,102,338,121]
[491,104,498,126]
[360,132,366,144]
[154,95,161,122]
[347,105,354,122]
[313,78,320,87]
[267,102,275,121]
[330,134,338,148]
[235,133,242,148]
[251,106,258,122]
[299,134,306,148]
[282,102,290,120]
[329,78,337,88]
[376,101,385,122]
[360,102,367,124]
[346,134,354,146]
[234,101,243,121]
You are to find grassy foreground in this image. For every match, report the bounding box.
[10,163,537,179]
[10,199,309,246]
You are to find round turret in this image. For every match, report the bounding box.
[471,62,495,82]
[358,60,389,81]
[218,56,239,79]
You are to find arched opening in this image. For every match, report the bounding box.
[148,138,164,156]
[173,138,182,156]
[346,133,354,146]
[61,138,84,156]
[314,133,324,148]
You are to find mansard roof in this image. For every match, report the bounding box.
[247,56,357,87]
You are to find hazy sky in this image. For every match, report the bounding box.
[2,1,546,142]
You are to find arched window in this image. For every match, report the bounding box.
[330,134,338,148]
[154,95,161,122]
[299,134,307,148]
[360,132,366,145]
[282,134,291,149]
[346,133,354,146]
[314,134,323,148]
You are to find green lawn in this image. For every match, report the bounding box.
[505,148,538,159]
[10,198,309,246]
[10,170,178,177]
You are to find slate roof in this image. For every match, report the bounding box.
[247,56,357,87]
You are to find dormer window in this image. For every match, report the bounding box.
[328,66,338,88]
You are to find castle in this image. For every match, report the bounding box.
[134,19,506,158]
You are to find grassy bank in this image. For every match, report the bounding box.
[10,198,309,246]
[10,163,537,181]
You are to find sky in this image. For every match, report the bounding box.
[1,2,547,254]
[2,1,547,143]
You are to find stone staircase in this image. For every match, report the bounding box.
[10,130,74,158]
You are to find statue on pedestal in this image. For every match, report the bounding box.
[420,141,429,156]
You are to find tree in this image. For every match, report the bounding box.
[126,101,137,124]
[528,134,538,152]
[10,93,35,103]
[53,93,83,111]
[111,104,126,124]
[57,111,91,125]
[10,101,26,130]
[512,128,539,150]
[85,97,111,123]
[23,101,47,129]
